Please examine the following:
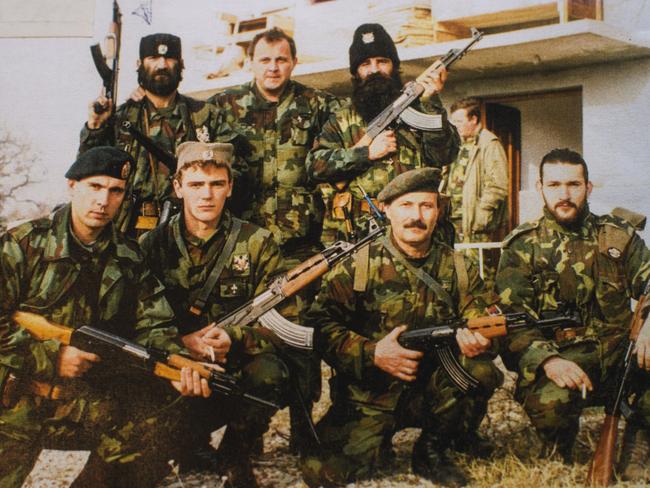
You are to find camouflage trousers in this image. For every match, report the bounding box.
[516,337,650,444]
[0,377,188,488]
[300,354,502,487]
[182,352,290,451]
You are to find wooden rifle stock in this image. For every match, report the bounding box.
[587,286,650,486]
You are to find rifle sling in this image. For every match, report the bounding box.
[382,235,454,309]
[189,217,243,316]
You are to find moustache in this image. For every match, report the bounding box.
[555,201,577,210]
[403,220,427,229]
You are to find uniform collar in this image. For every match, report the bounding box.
[249,80,295,108]
[172,209,232,259]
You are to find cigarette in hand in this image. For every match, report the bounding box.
[582,383,587,400]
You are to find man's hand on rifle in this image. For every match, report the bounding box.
[56,345,100,378]
[455,328,491,358]
[182,323,231,363]
[360,130,397,161]
[374,325,424,382]
[634,315,650,370]
[128,86,146,103]
[542,356,593,392]
[87,95,112,129]
[172,366,211,398]
[419,64,448,98]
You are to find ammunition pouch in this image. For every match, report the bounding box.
[135,201,159,231]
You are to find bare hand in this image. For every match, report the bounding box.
[171,366,211,398]
[634,315,650,370]
[182,323,230,362]
[542,356,593,391]
[374,325,424,382]
[87,95,113,129]
[420,64,448,98]
[129,86,146,103]
[56,345,100,378]
[456,328,491,358]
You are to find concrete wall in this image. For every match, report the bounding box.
[443,56,650,239]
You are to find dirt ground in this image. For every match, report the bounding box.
[22,362,650,488]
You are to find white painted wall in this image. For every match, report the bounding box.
[443,56,650,239]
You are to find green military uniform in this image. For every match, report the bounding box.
[139,211,290,455]
[306,95,460,246]
[79,95,233,235]
[209,80,341,262]
[0,205,185,487]
[300,230,503,486]
[496,206,650,452]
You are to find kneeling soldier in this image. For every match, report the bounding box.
[140,142,292,487]
[300,168,503,487]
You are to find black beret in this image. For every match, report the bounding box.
[65,147,133,181]
[140,33,182,60]
[349,23,400,75]
[377,168,441,204]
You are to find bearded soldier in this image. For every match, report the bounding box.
[80,33,234,236]
[300,168,503,487]
[140,141,293,487]
[209,27,342,452]
[496,148,650,479]
[307,23,459,246]
[0,147,209,487]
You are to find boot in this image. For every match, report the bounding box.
[539,424,577,464]
[412,431,468,487]
[451,430,494,459]
[620,423,650,481]
[215,426,260,488]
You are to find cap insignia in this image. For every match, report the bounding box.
[157,44,168,55]
[362,32,375,44]
[121,161,131,179]
[202,150,214,160]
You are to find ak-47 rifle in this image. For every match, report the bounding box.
[587,281,650,486]
[11,311,279,409]
[398,305,582,393]
[354,27,483,149]
[91,0,121,115]
[214,217,386,349]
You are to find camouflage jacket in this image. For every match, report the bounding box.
[305,229,496,410]
[79,94,234,234]
[209,81,342,253]
[495,207,650,386]
[306,95,460,245]
[0,205,180,393]
[139,211,294,358]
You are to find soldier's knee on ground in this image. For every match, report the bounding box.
[520,377,580,431]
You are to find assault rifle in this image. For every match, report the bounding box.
[12,311,279,409]
[214,217,386,349]
[91,0,121,115]
[398,306,582,393]
[122,120,178,173]
[355,28,483,146]
[587,281,650,486]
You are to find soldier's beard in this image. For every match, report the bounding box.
[138,64,182,97]
[351,72,403,123]
[543,196,588,227]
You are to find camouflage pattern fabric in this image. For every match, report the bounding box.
[300,230,503,486]
[496,206,650,442]
[306,95,460,245]
[139,211,291,442]
[0,205,186,487]
[79,94,235,236]
[209,81,342,262]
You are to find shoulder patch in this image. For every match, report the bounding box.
[502,220,540,247]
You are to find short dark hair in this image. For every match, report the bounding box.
[450,97,481,121]
[539,148,589,182]
[247,27,296,59]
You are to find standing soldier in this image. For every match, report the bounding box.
[300,168,503,487]
[496,148,650,478]
[209,27,342,452]
[80,33,234,236]
[441,97,509,286]
[0,147,209,487]
[307,23,459,246]
[140,142,293,487]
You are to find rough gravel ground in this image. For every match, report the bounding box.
[22,361,650,487]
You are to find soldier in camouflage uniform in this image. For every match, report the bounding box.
[81,33,235,237]
[140,142,292,487]
[300,169,503,487]
[0,147,209,488]
[209,27,341,452]
[306,23,459,246]
[496,149,650,478]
